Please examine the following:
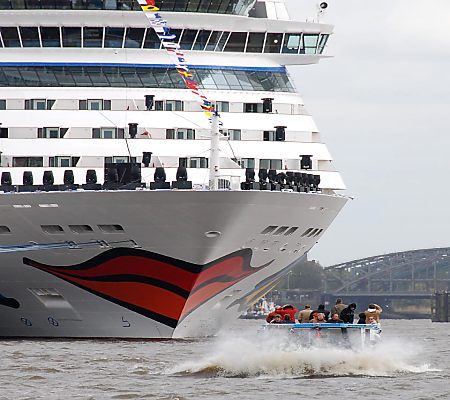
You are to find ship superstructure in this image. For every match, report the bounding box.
[0,0,347,338]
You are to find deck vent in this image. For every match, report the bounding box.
[98,224,124,233]
[0,226,11,234]
[69,225,93,234]
[301,228,314,237]
[284,227,298,236]
[41,225,64,234]
[273,226,289,235]
[261,226,277,235]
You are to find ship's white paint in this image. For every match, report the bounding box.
[0,0,348,338]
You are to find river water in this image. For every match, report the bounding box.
[0,319,448,400]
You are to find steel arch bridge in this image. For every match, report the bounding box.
[323,247,450,299]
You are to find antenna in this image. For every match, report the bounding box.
[316,2,328,22]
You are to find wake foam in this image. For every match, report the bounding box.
[169,330,432,378]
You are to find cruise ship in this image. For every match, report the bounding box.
[0,0,347,338]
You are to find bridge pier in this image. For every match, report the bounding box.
[432,291,450,322]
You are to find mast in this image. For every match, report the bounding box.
[209,111,220,190]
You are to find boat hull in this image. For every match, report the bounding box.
[0,190,347,338]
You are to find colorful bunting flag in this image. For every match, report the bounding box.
[137,0,220,124]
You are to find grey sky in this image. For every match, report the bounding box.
[285,0,450,266]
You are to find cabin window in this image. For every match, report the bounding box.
[226,129,241,141]
[0,100,6,109]
[263,130,276,141]
[239,158,255,169]
[260,159,282,170]
[0,128,8,138]
[215,31,230,52]
[98,224,124,233]
[244,103,263,113]
[190,157,208,168]
[165,100,183,111]
[12,157,43,167]
[41,225,64,234]
[69,225,93,234]
[215,101,229,112]
[49,156,71,167]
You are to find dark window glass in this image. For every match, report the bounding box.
[215,31,230,51]
[104,27,124,48]
[205,30,221,51]
[40,0,58,8]
[206,0,220,12]
[186,0,200,11]
[40,27,60,47]
[24,0,41,9]
[0,127,8,138]
[318,34,329,54]
[224,31,247,52]
[104,0,117,9]
[0,27,20,47]
[0,66,294,91]
[303,34,319,54]
[52,0,72,9]
[143,28,160,49]
[179,29,198,50]
[264,33,283,53]
[282,33,301,54]
[0,99,6,109]
[246,32,264,53]
[192,29,211,50]
[86,0,102,9]
[62,27,81,47]
[124,27,144,48]
[173,0,188,11]
[0,0,12,9]
[20,27,40,47]
[83,27,103,48]
[11,0,25,7]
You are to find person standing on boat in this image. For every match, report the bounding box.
[330,298,346,317]
[297,304,312,323]
[364,303,383,323]
[340,303,357,323]
[309,304,330,321]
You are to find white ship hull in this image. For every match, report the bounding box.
[0,190,346,338]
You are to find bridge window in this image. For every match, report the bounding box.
[224,32,247,52]
[0,27,20,47]
[318,34,329,54]
[19,27,40,47]
[62,27,81,47]
[124,27,145,48]
[246,32,265,53]
[104,27,124,48]
[264,33,283,53]
[282,33,301,54]
[205,31,222,51]
[303,34,319,54]
[193,29,212,50]
[41,27,60,47]
[83,27,103,47]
